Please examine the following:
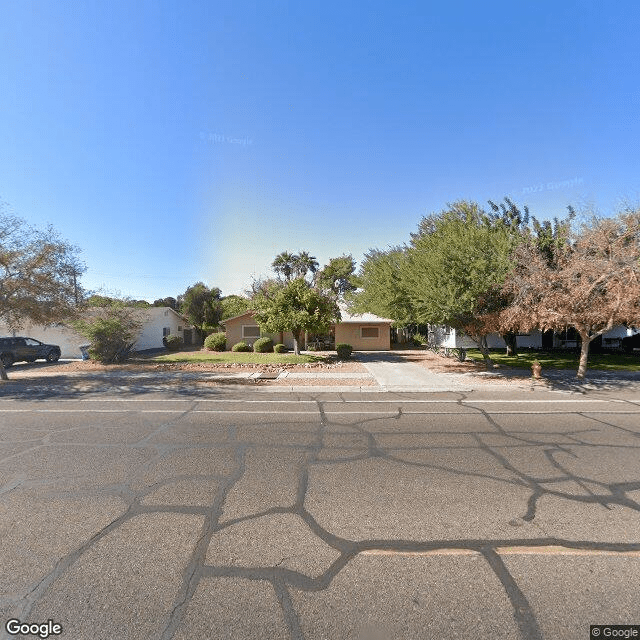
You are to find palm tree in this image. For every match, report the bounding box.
[292,251,319,280]
[272,251,296,281]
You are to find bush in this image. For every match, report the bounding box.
[253,337,273,353]
[412,332,428,347]
[204,332,226,351]
[336,343,353,359]
[163,334,184,351]
[274,343,287,353]
[202,323,222,337]
[72,305,143,364]
[232,341,252,352]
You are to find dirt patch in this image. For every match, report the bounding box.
[392,349,487,373]
[391,349,535,387]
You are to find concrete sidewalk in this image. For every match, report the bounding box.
[0,356,524,393]
[19,356,640,394]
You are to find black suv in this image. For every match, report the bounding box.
[0,337,61,367]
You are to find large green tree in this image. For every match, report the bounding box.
[178,282,223,340]
[87,294,150,308]
[404,201,519,367]
[315,255,358,297]
[152,297,178,310]
[86,294,117,307]
[349,247,412,324]
[252,278,340,355]
[221,294,252,320]
[0,208,85,379]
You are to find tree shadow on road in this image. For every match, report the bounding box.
[0,374,260,401]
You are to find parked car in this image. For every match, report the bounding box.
[621,333,640,353]
[0,337,61,367]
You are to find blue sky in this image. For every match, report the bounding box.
[1,0,639,301]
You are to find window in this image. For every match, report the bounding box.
[178,326,182,332]
[25,339,41,346]
[164,311,169,316]
[163,327,170,337]
[242,325,261,338]
[361,327,379,339]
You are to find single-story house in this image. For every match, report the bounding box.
[334,307,393,351]
[136,307,197,350]
[222,307,394,351]
[429,325,640,351]
[0,307,194,358]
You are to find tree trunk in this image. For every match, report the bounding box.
[195,326,206,344]
[502,332,518,357]
[477,335,495,370]
[577,331,592,379]
[0,362,8,381]
[292,330,302,356]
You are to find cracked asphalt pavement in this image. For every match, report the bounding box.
[1,384,640,639]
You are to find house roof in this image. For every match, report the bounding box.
[220,307,394,325]
[83,306,191,325]
[221,310,255,324]
[161,307,190,323]
[338,305,394,324]
[142,306,192,325]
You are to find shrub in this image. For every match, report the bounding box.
[232,341,252,352]
[163,334,184,351]
[72,305,143,364]
[202,323,221,337]
[253,337,274,353]
[274,343,287,353]
[204,332,227,351]
[412,332,428,347]
[336,343,353,359]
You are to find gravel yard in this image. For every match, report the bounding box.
[5,357,367,377]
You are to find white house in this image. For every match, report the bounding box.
[0,307,193,358]
[135,307,195,350]
[429,325,639,351]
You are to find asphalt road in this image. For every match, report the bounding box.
[1,385,640,640]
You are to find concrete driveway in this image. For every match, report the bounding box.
[357,351,476,391]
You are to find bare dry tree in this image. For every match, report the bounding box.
[0,208,84,380]
[496,209,640,378]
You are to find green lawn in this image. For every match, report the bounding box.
[153,350,327,364]
[466,349,640,372]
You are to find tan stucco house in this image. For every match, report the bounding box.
[222,307,393,351]
[333,307,393,351]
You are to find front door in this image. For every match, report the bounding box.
[183,329,192,346]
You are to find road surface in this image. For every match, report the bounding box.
[1,386,639,639]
